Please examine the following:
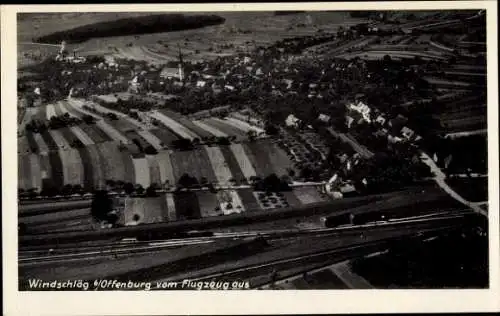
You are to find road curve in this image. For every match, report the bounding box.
[420,152,487,217]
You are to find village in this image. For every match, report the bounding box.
[17,10,487,227]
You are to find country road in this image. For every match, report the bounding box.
[420,152,487,217]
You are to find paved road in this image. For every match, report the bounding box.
[420,152,487,217]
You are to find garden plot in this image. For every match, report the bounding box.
[84,145,105,189]
[33,133,50,154]
[265,141,295,177]
[229,112,264,128]
[202,118,249,140]
[156,151,176,187]
[137,130,163,151]
[192,120,228,138]
[70,125,95,145]
[79,124,112,143]
[196,191,222,218]
[253,191,290,210]
[96,120,130,144]
[41,130,59,151]
[215,117,265,134]
[125,130,150,151]
[237,188,261,211]
[96,141,127,183]
[244,142,275,177]
[165,192,177,221]
[56,101,73,116]
[66,99,129,144]
[170,148,217,185]
[108,118,137,134]
[45,104,57,120]
[205,146,235,185]
[229,144,257,179]
[25,132,39,154]
[18,155,32,190]
[149,110,197,140]
[150,128,179,146]
[59,127,79,146]
[121,151,136,184]
[282,191,304,208]
[122,197,167,226]
[77,147,95,190]
[293,186,329,205]
[146,155,161,187]
[18,136,32,155]
[217,190,245,215]
[132,157,150,188]
[19,208,91,226]
[159,109,212,139]
[29,154,42,190]
[49,129,72,150]
[60,148,85,185]
[39,153,52,181]
[219,146,247,184]
[48,151,64,189]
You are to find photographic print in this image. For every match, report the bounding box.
[14,7,491,292]
[2,3,498,315]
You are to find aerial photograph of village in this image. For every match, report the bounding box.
[17,10,488,290]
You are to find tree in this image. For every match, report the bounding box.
[62,184,74,196]
[124,182,135,195]
[91,190,113,221]
[145,185,158,197]
[264,123,279,135]
[178,173,198,188]
[135,184,145,195]
[247,130,257,142]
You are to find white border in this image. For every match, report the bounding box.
[2,2,499,315]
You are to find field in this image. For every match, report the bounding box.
[201,118,250,140]
[446,177,488,203]
[121,196,168,226]
[192,120,229,138]
[204,146,234,185]
[132,157,150,188]
[150,128,179,146]
[149,110,198,140]
[229,143,257,179]
[155,151,176,186]
[96,141,128,183]
[146,155,162,186]
[60,148,84,185]
[169,148,217,184]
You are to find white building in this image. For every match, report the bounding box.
[401,126,415,140]
[348,101,372,123]
[318,113,331,123]
[285,114,301,128]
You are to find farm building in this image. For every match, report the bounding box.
[375,115,387,125]
[401,126,415,140]
[160,67,182,80]
[285,114,301,128]
[318,113,331,123]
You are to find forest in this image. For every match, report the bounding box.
[35,14,226,44]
